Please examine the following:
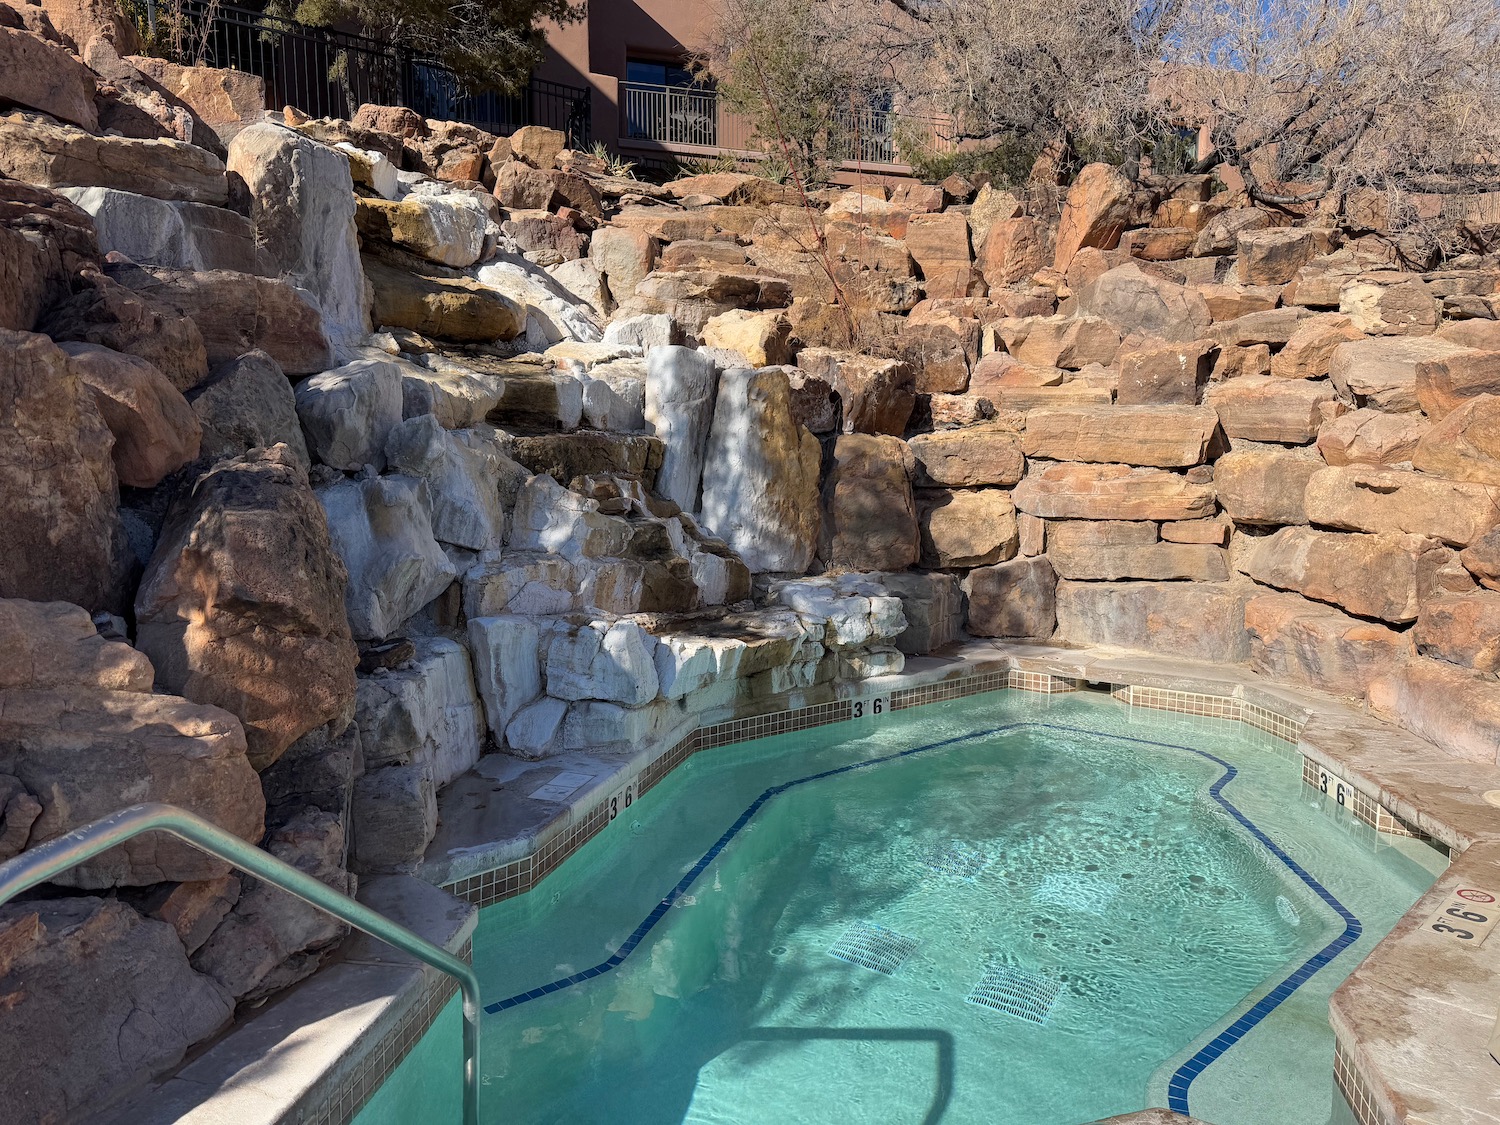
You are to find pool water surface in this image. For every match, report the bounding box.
[355,690,1444,1125]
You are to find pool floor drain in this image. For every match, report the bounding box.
[965,966,1061,1024]
[922,840,991,881]
[828,922,920,975]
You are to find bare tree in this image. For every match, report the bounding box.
[1163,0,1500,239]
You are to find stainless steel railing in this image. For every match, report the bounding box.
[0,803,482,1125]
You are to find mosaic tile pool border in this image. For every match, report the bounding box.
[304,937,472,1125]
[1334,1037,1386,1125]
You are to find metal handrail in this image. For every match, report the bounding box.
[0,803,482,1125]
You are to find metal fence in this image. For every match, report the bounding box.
[132,0,590,145]
[621,81,954,170]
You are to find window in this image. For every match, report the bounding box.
[626,58,701,89]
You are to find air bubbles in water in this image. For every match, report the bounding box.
[1277,895,1301,927]
[630,820,646,836]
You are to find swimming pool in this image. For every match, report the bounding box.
[354,689,1445,1125]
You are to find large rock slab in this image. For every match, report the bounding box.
[0,688,263,886]
[466,614,542,744]
[1412,395,1500,486]
[1413,348,1500,421]
[823,434,919,572]
[0,897,233,1123]
[1237,227,1334,286]
[1055,580,1251,661]
[964,556,1057,638]
[136,446,358,769]
[0,113,228,204]
[919,488,1018,568]
[545,619,659,705]
[1052,163,1133,271]
[907,424,1024,487]
[188,350,310,468]
[39,267,208,391]
[364,255,523,343]
[355,194,488,269]
[127,57,266,147]
[1368,658,1500,765]
[1413,593,1500,674]
[1077,262,1210,342]
[0,598,152,693]
[1012,462,1216,521]
[0,178,98,333]
[1022,406,1219,468]
[1116,337,1215,405]
[1215,446,1321,525]
[384,415,511,552]
[227,123,368,351]
[0,330,129,612]
[355,636,483,787]
[797,348,916,435]
[1237,526,1454,623]
[906,211,974,298]
[294,357,403,472]
[1049,541,1228,581]
[1303,466,1500,547]
[108,261,333,376]
[1316,408,1427,467]
[59,186,265,273]
[318,473,456,640]
[0,26,98,130]
[1205,376,1336,443]
[700,366,822,573]
[1328,336,1473,413]
[999,315,1119,370]
[644,345,719,511]
[1244,591,1404,697]
[60,341,199,487]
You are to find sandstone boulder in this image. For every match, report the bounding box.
[1055,580,1250,661]
[127,57,266,147]
[60,187,266,274]
[1049,541,1228,582]
[1022,405,1219,468]
[355,635,483,786]
[1052,163,1133,271]
[108,261,333,375]
[1269,313,1363,379]
[0,897,233,1122]
[355,195,489,269]
[0,689,263,885]
[907,423,1025,487]
[1316,409,1427,467]
[1328,336,1473,413]
[1413,593,1500,674]
[0,25,98,129]
[364,255,524,342]
[467,615,542,744]
[1012,462,1216,521]
[906,211,974,298]
[41,267,208,391]
[227,123,368,350]
[1000,314,1120,369]
[1340,277,1440,336]
[188,351,310,469]
[1303,465,1500,547]
[1115,337,1215,405]
[1411,395,1500,486]
[1205,376,1336,443]
[919,489,1018,568]
[0,598,152,693]
[0,113,227,204]
[1413,348,1500,421]
[797,348,915,435]
[136,446,357,769]
[1077,262,1210,342]
[702,308,793,367]
[1244,592,1404,697]
[1214,447,1321,525]
[823,434,919,571]
[384,415,509,552]
[1237,526,1453,623]
[1236,227,1334,286]
[964,556,1057,638]
[1368,658,1500,765]
[0,330,129,612]
[0,178,98,333]
[510,125,565,169]
[979,217,1045,289]
[590,226,659,305]
[60,341,199,487]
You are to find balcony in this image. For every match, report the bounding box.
[620,81,955,173]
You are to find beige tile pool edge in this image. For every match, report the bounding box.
[134,641,1500,1125]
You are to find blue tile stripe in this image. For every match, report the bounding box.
[480,715,1363,1123]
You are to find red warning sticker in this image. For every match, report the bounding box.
[1457,888,1497,903]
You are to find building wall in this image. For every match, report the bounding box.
[535,0,711,150]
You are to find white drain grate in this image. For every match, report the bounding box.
[828,922,921,975]
[966,966,1061,1024]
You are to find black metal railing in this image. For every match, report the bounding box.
[130,0,590,145]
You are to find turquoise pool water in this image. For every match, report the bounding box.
[355,690,1445,1125]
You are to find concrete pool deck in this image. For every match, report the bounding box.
[113,639,1500,1125]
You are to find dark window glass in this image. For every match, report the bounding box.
[627,58,704,88]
